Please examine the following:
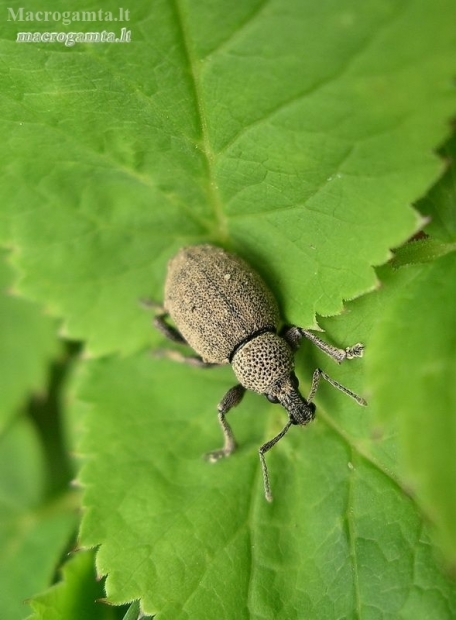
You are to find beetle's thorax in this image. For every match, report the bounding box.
[231,332,294,393]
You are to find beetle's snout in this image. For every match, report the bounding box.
[287,394,316,426]
[272,376,316,426]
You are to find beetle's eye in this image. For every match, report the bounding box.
[266,394,280,404]
[290,372,299,389]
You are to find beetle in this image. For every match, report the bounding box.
[153,244,366,502]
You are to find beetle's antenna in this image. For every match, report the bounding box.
[308,368,367,406]
[259,420,293,502]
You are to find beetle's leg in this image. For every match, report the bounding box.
[154,348,218,368]
[151,307,217,366]
[281,325,364,364]
[141,299,188,345]
[139,298,163,311]
[259,419,293,502]
[307,368,367,406]
[205,385,246,462]
[153,313,188,345]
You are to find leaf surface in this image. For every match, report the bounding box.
[0,418,78,620]
[0,253,59,431]
[26,549,123,620]
[1,0,456,617]
[372,255,456,567]
[77,345,456,618]
[0,0,455,355]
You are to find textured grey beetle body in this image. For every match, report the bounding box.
[165,245,280,365]
[154,244,366,502]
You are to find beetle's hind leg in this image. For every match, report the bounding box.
[148,303,217,368]
[153,313,188,345]
[205,384,246,462]
[154,348,218,368]
[145,301,187,348]
[141,298,189,345]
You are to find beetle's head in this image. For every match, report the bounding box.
[266,372,316,426]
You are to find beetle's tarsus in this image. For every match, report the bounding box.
[345,343,364,359]
[205,446,235,463]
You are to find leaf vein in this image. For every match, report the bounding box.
[201,0,270,60]
[216,2,406,157]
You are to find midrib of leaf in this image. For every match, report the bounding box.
[245,455,263,620]
[347,448,362,620]
[318,409,408,501]
[315,408,433,614]
[245,411,367,618]
[172,0,229,243]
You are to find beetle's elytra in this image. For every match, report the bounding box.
[153,244,366,502]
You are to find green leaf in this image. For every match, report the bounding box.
[368,253,456,568]
[121,600,152,620]
[391,237,456,268]
[77,348,456,618]
[26,549,124,620]
[363,120,456,567]
[2,1,456,616]
[417,131,456,242]
[1,0,455,356]
[0,252,59,432]
[0,417,78,620]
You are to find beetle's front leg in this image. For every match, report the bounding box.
[281,325,364,363]
[205,384,246,462]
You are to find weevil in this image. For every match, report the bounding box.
[153,244,366,502]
